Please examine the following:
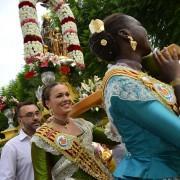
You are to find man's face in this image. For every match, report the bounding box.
[18,104,41,135]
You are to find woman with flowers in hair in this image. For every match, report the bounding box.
[89,13,180,179]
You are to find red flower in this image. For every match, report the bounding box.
[59,65,70,75]
[24,35,42,44]
[0,102,6,111]
[24,71,37,79]
[40,60,49,68]
[19,1,35,9]
[61,16,75,25]
[21,18,38,26]
[67,45,82,52]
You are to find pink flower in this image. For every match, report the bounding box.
[76,63,85,70]
[40,60,49,68]
[0,102,6,111]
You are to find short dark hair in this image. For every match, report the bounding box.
[14,101,37,119]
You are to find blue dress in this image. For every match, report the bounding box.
[103,65,180,179]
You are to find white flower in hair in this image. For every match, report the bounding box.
[89,19,104,34]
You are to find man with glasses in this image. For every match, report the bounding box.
[0,101,41,180]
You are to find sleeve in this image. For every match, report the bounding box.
[92,126,119,147]
[31,142,52,180]
[105,76,180,148]
[0,143,17,180]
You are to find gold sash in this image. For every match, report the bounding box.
[102,67,179,114]
[35,124,112,180]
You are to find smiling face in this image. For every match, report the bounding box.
[46,84,72,116]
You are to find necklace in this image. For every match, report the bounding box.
[52,116,70,129]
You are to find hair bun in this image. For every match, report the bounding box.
[89,31,118,62]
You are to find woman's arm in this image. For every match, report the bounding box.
[31,142,52,180]
[154,47,180,107]
[105,75,180,148]
[111,96,180,148]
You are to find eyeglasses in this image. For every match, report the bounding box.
[19,111,41,118]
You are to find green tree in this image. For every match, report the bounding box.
[67,0,180,79]
[116,0,180,48]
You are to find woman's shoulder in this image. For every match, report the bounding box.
[31,123,60,155]
[105,74,156,102]
[74,118,94,129]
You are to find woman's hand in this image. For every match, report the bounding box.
[154,47,180,83]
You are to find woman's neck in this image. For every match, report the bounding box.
[114,59,142,71]
[52,114,70,126]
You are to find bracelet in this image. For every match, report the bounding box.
[170,78,180,86]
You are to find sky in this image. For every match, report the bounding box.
[0,0,46,89]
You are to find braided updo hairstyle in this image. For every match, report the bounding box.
[42,82,59,109]
[89,13,130,62]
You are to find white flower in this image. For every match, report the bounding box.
[81,82,91,92]
[19,0,84,67]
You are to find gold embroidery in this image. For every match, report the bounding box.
[102,67,179,114]
[35,124,112,180]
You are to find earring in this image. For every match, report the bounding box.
[128,36,137,51]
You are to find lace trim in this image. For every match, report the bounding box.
[51,156,78,180]
[103,65,178,114]
[32,119,112,179]
[74,118,95,154]
[105,76,156,102]
[103,76,156,125]
[104,122,121,142]
[31,118,95,156]
[31,135,59,155]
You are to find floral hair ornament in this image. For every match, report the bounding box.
[100,39,107,46]
[89,19,105,34]
[89,19,107,46]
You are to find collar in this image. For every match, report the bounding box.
[19,129,31,141]
[113,59,142,71]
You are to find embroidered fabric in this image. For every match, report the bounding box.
[104,65,178,114]
[104,122,121,142]
[52,156,78,180]
[31,135,60,155]
[74,119,95,154]
[31,118,96,179]
[105,76,156,102]
[103,73,156,124]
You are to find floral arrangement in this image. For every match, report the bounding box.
[0,96,19,112]
[18,0,84,78]
[79,75,102,100]
[19,0,44,62]
[52,1,84,67]
[24,52,75,79]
